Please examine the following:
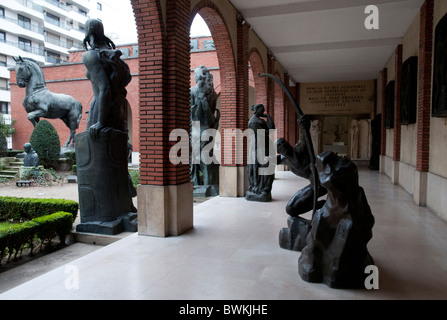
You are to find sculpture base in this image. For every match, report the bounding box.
[193,184,219,197]
[279,216,311,251]
[245,190,272,202]
[75,129,136,229]
[76,212,138,235]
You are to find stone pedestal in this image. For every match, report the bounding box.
[193,184,219,197]
[219,166,248,197]
[414,170,427,206]
[75,130,137,235]
[137,182,193,237]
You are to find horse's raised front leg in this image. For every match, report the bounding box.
[27,110,45,127]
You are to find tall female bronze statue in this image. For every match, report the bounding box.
[75,19,136,235]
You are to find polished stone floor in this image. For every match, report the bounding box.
[1,168,447,300]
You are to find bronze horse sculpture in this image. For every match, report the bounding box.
[14,56,82,147]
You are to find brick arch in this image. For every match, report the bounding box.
[191,1,237,166]
[248,48,267,107]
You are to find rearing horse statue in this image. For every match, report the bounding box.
[14,56,82,147]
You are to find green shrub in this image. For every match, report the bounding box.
[0,196,78,222]
[20,167,62,186]
[0,212,73,262]
[129,169,139,187]
[29,120,61,167]
[33,212,73,248]
[0,131,7,157]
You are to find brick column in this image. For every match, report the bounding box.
[283,72,290,143]
[295,84,300,144]
[133,0,193,237]
[414,0,433,206]
[236,17,249,166]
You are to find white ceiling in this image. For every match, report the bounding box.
[229,0,425,83]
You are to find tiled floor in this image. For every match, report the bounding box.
[1,168,447,300]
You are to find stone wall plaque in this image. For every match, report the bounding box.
[299,80,375,115]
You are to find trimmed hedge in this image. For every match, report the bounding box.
[0,196,78,222]
[29,119,61,167]
[0,211,74,263]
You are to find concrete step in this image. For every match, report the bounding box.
[0,174,15,179]
[0,170,18,175]
[70,231,135,246]
[11,162,24,166]
[4,165,20,170]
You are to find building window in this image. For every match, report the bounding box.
[97,2,102,11]
[78,8,87,16]
[18,14,32,30]
[203,40,215,50]
[0,7,4,18]
[0,102,8,114]
[18,37,32,53]
[46,50,61,64]
[0,78,7,91]
[0,31,5,43]
[190,39,198,51]
[45,12,60,27]
[46,32,60,46]
[0,55,6,67]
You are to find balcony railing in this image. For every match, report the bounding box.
[0,15,44,34]
[44,15,85,35]
[44,35,81,50]
[0,38,45,56]
[15,0,44,13]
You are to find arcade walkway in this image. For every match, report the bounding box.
[1,169,447,300]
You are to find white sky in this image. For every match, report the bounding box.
[99,1,211,44]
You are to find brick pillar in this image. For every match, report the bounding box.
[414,0,434,206]
[295,84,300,144]
[380,68,387,173]
[133,0,193,237]
[392,44,402,184]
[416,0,433,173]
[283,72,290,143]
[236,17,249,167]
